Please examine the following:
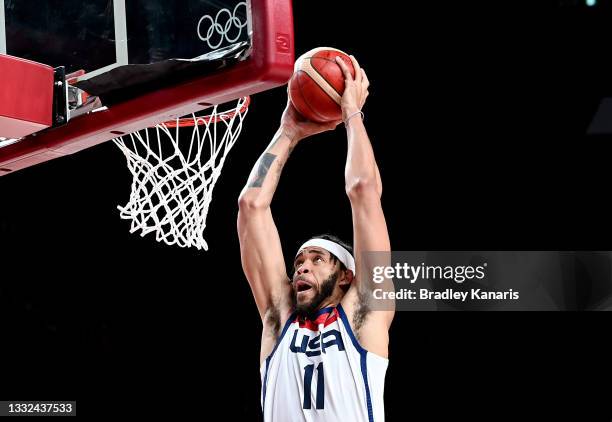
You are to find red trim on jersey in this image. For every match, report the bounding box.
[294,308,339,331]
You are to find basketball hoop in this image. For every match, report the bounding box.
[112,97,250,250]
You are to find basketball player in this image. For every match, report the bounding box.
[237,55,393,421]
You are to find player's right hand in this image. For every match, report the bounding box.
[280,97,341,142]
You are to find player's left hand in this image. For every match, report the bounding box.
[335,55,369,122]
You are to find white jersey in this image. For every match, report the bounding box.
[261,304,388,422]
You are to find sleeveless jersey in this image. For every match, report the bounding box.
[261,304,388,421]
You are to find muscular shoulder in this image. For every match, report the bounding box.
[260,297,294,364]
[341,286,393,358]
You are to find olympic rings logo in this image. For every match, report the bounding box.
[197,2,248,49]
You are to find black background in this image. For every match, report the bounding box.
[1,0,612,419]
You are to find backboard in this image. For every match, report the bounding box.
[0,0,294,174]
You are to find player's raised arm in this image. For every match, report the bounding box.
[237,97,340,322]
[335,56,394,355]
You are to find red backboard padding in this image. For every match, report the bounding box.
[0,0,294,175]
[0,55,54,139]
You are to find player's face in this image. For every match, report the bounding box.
[292,247,339,314]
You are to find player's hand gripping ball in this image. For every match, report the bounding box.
[288,47,356,123]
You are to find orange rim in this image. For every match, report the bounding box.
[161,96,251,128]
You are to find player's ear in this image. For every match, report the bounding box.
[339,269,354,287]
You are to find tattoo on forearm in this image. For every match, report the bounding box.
[248,153,277,187]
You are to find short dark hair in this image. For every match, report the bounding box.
[296,233,353,272]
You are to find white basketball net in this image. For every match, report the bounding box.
[112,97,249,251]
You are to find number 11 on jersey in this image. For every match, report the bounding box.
[303,362,324,409]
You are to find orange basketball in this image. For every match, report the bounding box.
[288,47,356,123]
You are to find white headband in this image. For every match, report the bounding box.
[296,239,355,273]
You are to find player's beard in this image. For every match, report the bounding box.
[295,270,339,317]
